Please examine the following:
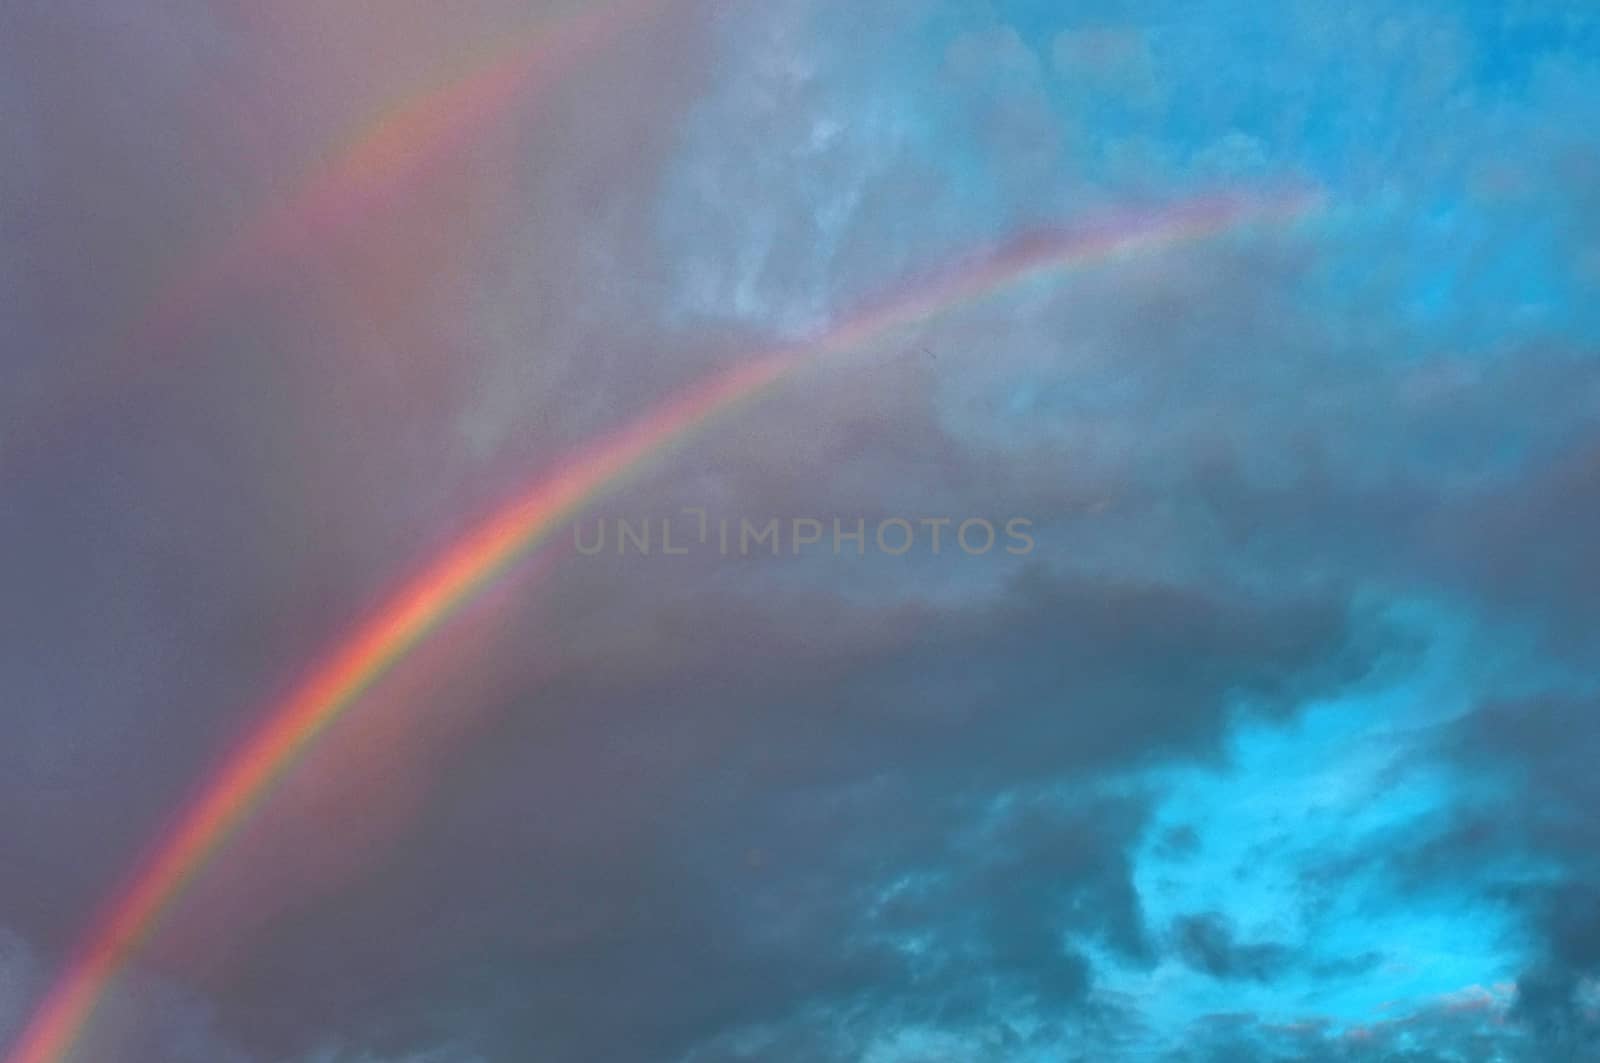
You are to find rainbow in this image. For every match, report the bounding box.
[5,0,660,468]
[2,187,1319,1063]
[134,0,662,352]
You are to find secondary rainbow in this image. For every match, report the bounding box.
[6,0,659,468]
[3,187,1319,1063]
[134,0,662,352]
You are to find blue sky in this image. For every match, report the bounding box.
[4,2,1600,1060]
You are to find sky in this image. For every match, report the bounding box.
[3,1,1600,1060]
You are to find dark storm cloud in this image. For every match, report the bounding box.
[1170,913,1294,983]
[1438,440,1600,661]
[174,564,1367,1060]
[1443,695,1600,1057]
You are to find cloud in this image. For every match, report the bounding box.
[5,1,1600,1061]
[1171,914,1295,983]
[162,564,1364,1059]
[0,926,254,1063]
